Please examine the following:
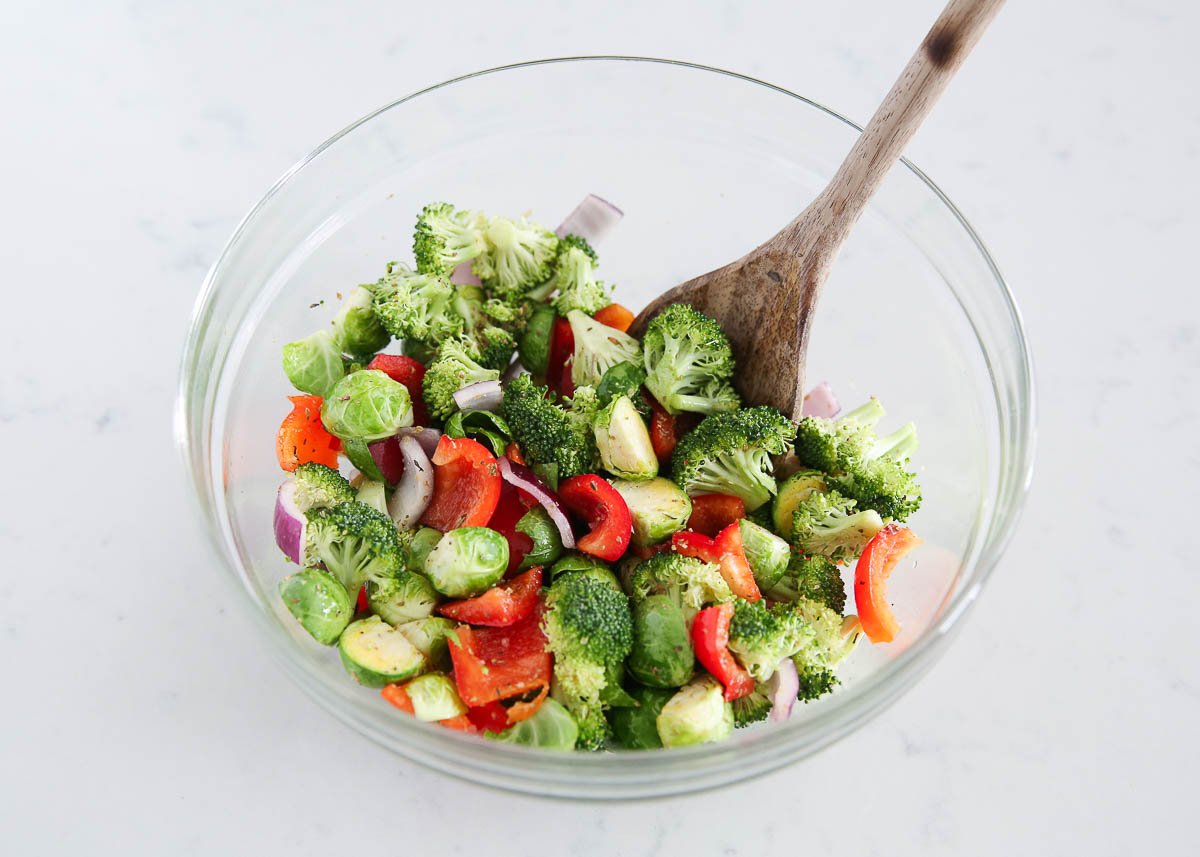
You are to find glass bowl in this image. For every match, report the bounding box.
[177,57,1034,799]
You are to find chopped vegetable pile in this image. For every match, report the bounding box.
[271,195,924,751]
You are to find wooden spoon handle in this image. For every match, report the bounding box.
[794,0,1005,253]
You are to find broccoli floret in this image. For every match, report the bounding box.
[368,264,462,344]
[499,374,592,478]
[788,598,859,702]
[670,407,797,511]
[794,398,921,522]
[642,304,740,416]
[449,286,523,370]
[549,235,611,316]
[473,324,518,371]
[472,215,559,297]
[421,337,500,422]
[731,683,773,727]
[627,551,733,621]
[791,490,884,564]
[766,552,846,613]
[567,309,641,388]
[304,501,405,596]
[727,599,812,682]
[543,572,634,750]
[292,463,355,511]
[412,202,487,276]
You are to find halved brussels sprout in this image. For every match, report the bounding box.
[320,370,413,442]
[423,526,509,597]
[404,527,442,573]
[282,329,345,397]
[278,568,354,645]
[656,676,734,748]
[737,519,791,592]
[396,616,456,671]
[355,480,389,516]
[491,699,579,750]
[338,615,427,687]
[773,471,828,539]
[594,395,658,481]
[611,477,692,547]
[608,684,674,750]
[404,673,468,721]
[367,571,439,625]
[331,286,390,357]
[515,507,564,570]
[627,594,695,688]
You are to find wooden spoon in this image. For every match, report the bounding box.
[630,0,1005,420]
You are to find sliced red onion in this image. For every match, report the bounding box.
[502,360,527,383]
[453,379,503,412]
[497,457,575,550]
[555,194,624,244]
[388,436,435,531]
[368,436,405,485]
[395,426,441,458]
[801,382,841,419]
[450,260,481,285]
[274,481,307,565]
[767,657,800,723]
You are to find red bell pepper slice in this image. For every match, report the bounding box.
[546,316,574,396]
[854,523,923,644]
[504,442,526,465]
[672,523,761,601]
[646,394,679,463]
[687,494,746,537]
[558,474,633,561]
[465,701,510,734]
[690,603,756,701]
[355,584,369,613]
[380,683,415,714]
[438,566,543,627]
[448,600,553,707]
[593,303,635,333]
[366,354,430,426]
[276,395,341,472]
[486,480,535,574]
[420,436,502,531]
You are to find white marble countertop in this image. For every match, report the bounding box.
[3,1,1195,854]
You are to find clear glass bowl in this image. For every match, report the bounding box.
[177,58,1034,799]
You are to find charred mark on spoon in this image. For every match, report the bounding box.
[767,270,782,285]
[924,25,960,68]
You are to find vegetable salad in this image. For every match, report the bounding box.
[272,195,924,751]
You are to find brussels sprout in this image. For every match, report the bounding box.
[396,616,456,671]
[548,553,609,581]
[278,568,354,645]
[608,685,674,750]
[321,370,413,442]
[444,409,513,457]
[773,471,828,539]
[331,286,390,357]
[404,673,468,721]
[594,395,659,481]
[596,360,648,407]
[518,303,556,377]
[627,594,695,688]
[531,462,559,491]
[656,676,734,748]
[404,527,443,573]
[423,526,509,597]
[515,507,564,570]
[355,480,389,516]
[611,478,692,547]
[338,615,428,687]
[367,571,439,625]
[737,519,791,592]
[282,329,346,397]
[490,699,579,749]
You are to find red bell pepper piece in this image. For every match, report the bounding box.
[690,603,756,701]
[504,442,526,465]
[438,566,543,627]
[437,715,477,733]
[593,303,635,333]
[420,436,502,531]
[448,600,553,707]
[355,584,369,613]
[366,354,430,426]
[380,683,415,714]
[558,474,633,561]
[465,701,510,734]
[687,493,746,536]
[504,685,549,724]
[276,395,340,472]
[854,523,923,644]
[546,317,574,396]
[486,480,535,574]
[646,394,679,463]
[672,523,761,601]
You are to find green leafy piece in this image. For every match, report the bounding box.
[283,329,346,397]
[596,360,648,411]
[331,286,390,357]
[278,569,354,645]
[490,699,579,750]
[670,406,796,511]
[444,409,512,456]
[340,437,384,482]
[395,616,456,671]
[642,304,740,415]
[355,480,388,515]
[547,553,611,582]
[607,685,674,750]
[515,507,564,570]
[320,370,413,442]
[403,526,443,574]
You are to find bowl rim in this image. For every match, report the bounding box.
[177,55,1036,798]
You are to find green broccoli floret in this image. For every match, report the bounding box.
[472,215,559,297]
[499,374,592,478]
[727,598,812,682]
[292,463,355,511]
[765,552,846,613]
[448,285,523,370]
[549,235,611,316]
[368,264,462,344]
[543,572,634,750]
[794,398,921,521]
[788,598,859,702]
[642,304,740,416]
[791,489,884,564]
[421,337,500,422]
[304,501,405,597]
[670,407,797,511]
[731,683,773,727]
[412,202,487,276]
[567,309,642,388]
[627,551,733,622]
[473,324,518,371]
